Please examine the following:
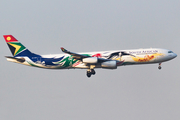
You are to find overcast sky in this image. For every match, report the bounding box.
[0,0,179,120]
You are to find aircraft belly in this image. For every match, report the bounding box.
[73,63,89,69]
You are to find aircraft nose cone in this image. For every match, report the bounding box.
[174,53,177,58]
[167,53,177,60]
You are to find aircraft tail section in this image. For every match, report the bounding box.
[3,35,38,57]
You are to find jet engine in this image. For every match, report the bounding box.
[82,57,98,63]
[101,61,117,69]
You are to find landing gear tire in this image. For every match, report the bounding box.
[158,66,162,70]
[87,71,91,78]
[91,69,96,75]
[86,69,96,78]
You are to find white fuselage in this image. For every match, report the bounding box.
[7,48,177,69]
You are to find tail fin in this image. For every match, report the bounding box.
[3,35,38,57]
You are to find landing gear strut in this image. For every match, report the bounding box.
[86,69,96,78]
[158,63,162,70]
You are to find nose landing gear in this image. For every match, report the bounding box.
[158,63,162,70]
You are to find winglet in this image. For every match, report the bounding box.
[61,47,67,53]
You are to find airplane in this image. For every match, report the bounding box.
[3,35,177,78]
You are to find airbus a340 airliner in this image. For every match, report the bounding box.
[4,35,177,77]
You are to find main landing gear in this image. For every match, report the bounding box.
[86,65,96,78]
[158,63,162,70]
[87,69,96,78]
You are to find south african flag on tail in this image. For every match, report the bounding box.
[3,35,38,57]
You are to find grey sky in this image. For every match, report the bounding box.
[0,0,179,120]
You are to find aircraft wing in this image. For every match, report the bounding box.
[61,47,110,62]
[61,47,89,60]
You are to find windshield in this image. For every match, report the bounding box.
[168,51,173,53]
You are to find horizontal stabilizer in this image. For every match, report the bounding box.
[5,56,25,63]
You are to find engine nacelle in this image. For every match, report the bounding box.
[101,61,117,69]
[82,57,98,64]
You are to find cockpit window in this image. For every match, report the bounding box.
[168,51,173,53]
